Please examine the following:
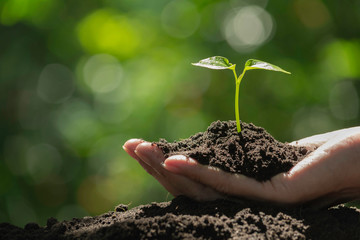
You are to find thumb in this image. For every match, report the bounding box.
[163,155,269,201]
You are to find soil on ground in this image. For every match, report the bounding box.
[2,120,360,239]
[2,197,360,240]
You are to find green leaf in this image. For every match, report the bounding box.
[244,59,291,74]
[192,56,235,70]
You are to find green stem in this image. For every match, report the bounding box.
[235,81,240,132]
[232,69,240,132]
[233,69,245,133]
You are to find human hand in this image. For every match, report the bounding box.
[123,127,360,207]
[123,139,222,201]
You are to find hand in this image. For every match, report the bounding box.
[123,139,222,201]
[123,127,360,207]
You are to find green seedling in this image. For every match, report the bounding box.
[192,56,290,133]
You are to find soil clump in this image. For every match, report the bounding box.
[157,120,310,181]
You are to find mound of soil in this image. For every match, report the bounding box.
[2,120,360,239]
[156,120,310,181]
[2,197,360,239]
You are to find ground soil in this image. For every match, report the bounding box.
[2,120,360,239]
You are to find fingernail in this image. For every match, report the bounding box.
[163,155,197,174]
[167,155,196,164]
[167,155,186,160]
[162,161,180,173]
[123,139,145,151]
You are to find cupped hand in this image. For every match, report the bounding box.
[123,139,221,201]
[123,127,360,207]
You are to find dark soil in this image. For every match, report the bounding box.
[2,197,360,239]
[2,120,360,239]
[156,120,310,181]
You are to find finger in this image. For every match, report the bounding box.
[135,143,222,201]
[133,142,182,195]
[123,138,144,162]
[125,140,221,200]
[123,139,156,175]
[163,155,271,201]
[134,142,167,176]
[124,139,178,194]
[123,139,144,151]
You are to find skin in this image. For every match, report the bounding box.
[123,127,360,208]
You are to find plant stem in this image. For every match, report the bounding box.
[233,68,246,133]
[232,69,241,132]
[235,81,240,132]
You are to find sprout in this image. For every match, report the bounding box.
[192,56,291,133]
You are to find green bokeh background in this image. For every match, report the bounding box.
[1,0,360,227]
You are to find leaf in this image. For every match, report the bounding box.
[192,56,235,70]
[244,59,291,74]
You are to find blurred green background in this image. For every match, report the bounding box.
[1,0,360,227]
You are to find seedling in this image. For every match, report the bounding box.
[192,56,290,133]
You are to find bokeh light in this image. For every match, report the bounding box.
[320,40,360,80]
[55,99,103,155]
[87,134,129,176]
[25,144,62,183]
[83,54,124,94]
[223,5,274,53]
[161,0,200,39]
[37,64,75,104]
[77,9,141,58]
